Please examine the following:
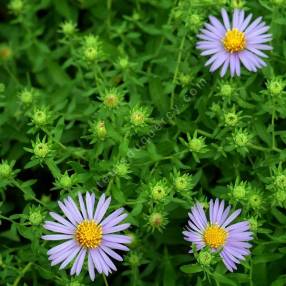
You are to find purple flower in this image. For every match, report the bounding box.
[42,192,131,281]
[183,199,253,271]
[197,8,272,77]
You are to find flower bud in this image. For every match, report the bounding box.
[174,174,193,192]
[197,250,213,266]
[0,161,13,179]
[148,212,168,232]
[224,112,239,127]
[57,173,73,189]
[220,83,233,97]
[248,193,263,210]
[8,0,24,15]
[130,107,149,127]
[274,174,286,190]
[102,89,121,108]
[59,21,77,36]
[29,210,43,225]
[118,57,129,69]
[188,137,206,153]
[267,78,284,96]
[150,181,169,202]
[127,252,141,267]
[34,142,49,158]
[233,130,250,147]
[32,108,48,126]
[248,217,258,232]
[114,161,130,177]
[19,88,34,105]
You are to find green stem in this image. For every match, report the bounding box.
[271,108,276,150]
[170,31,186,109]
[103,275,109,286]
[107,0,112,30]
[12,262,32,286]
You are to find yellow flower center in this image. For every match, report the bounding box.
[75,220,103,248]
[223,28,246,53]
[203,225,228,248]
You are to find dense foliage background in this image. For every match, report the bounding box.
[1,0,286,285]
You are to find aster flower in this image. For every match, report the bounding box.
[197,8,272,77]
[42,192,131,281]
[183,199,253,271]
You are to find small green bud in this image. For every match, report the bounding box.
[248,218,258,232]
[29,210,43,225]
[130,107,149,127]
[233,130,250,147]
[174,174,193,192]
[19,88,33,104]
[148,212,167,232]
[233,185,246,199]
[197,250,213,266]
[274,190,286,203]
[32,109,48,126]
[150,181,168,202]
[102,89,121,108]
[179,74,191,86]
[188,14,202,32]
[58,173,73,189]
[231,0,245,8]
[96,121,107,139]
[225,112,239,127]
[8,0,24,14]
[128,252,141,267]
[210,103,221,114]
[34,142,49,158]
[0,162,13,178]
[118,57,129,69]
[84,47,98,61]
[267,78,284,96]
[220,84,233,97]
[59,21,77,36]
[114,161,130,177]
[188,138,206,153]
[249,193,263,209]
[274,174,286,190]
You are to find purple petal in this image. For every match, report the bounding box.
[70,248,86,275]
[42,234,74,241]
[43,221,74,234]
[58,201,77,226]
[78,192,88,219]
[221,209,241,228]
[86,192,95,220]
[59,246,81,269]
[49,212,74,228]
[103,223,130,234]
[103,234,132,244]
[100,245,123,261]
[88,252,96,281]
[102,240,129,251]
[98,248,117,271]
[95,196,112,223]
[47,239,76,256]
[101,208,125,227]
[221,8,231,30]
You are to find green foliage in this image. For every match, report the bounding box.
[1,0,286,285]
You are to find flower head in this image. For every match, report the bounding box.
[42,192,131,281]
[183,199,253,272]
[197,8,272,76]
